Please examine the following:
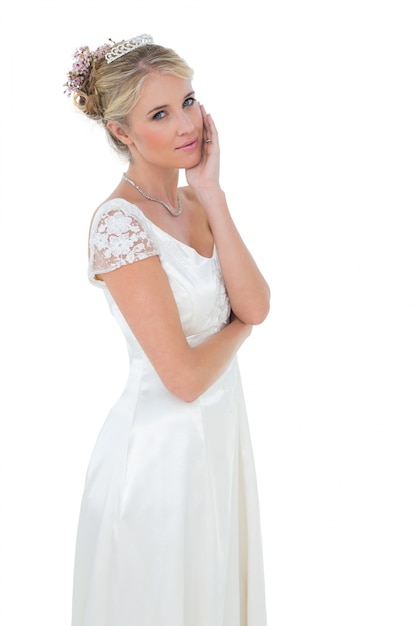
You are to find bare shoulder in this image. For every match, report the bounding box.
[179,185,196,201]
[179,185,206,219]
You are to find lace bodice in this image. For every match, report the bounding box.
[88,198,230,347]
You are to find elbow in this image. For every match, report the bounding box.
[255,286,271,324]
[250,301,270,325]
[239,293,271,326]
[167,382,203,404]
[157,349,209,403]
[179,390,201,403]
[163,370,206,404]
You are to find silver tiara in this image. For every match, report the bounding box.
[105,34,154,64]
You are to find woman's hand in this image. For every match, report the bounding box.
[185,107,271,327]
[185,105,221,191]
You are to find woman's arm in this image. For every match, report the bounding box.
[186,106,270,325]
[98,255,252,403]
[195,186,270,325]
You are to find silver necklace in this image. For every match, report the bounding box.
[122,173,182,217]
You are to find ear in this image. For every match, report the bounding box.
[106,121,133,146]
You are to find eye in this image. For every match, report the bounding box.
[183,97,196,108]
[152,110,166,120]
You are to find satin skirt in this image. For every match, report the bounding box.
[71,354,267,626]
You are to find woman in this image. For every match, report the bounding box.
[65,34,270,626]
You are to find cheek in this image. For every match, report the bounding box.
[138,127,166,149]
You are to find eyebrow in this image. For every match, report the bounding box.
[146,91,195,116]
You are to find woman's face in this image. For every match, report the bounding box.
[123,72,203,169]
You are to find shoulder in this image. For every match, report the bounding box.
[89,197,156,242]
[88,197,159,284]
[90,197,143,229]
[89,197,155,247]
[180,185,198,204]
[179,186,208,225]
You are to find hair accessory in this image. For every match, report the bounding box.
[64,43,112,96]
[105,34,154,64]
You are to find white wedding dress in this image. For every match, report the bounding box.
[71,198,267,626]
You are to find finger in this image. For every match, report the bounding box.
[200,104,214,137]
[206,116,219,146]
[206,112,217,135]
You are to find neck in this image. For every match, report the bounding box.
[122,171,183,217]
[125,165,180,205]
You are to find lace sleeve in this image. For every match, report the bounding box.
[89,200,158,284]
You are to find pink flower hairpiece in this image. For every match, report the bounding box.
[64,43,112,96]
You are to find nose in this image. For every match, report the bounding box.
[176,109,195,135]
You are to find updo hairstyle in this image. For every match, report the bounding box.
[73,42,194,158]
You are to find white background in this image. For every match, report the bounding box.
[1,1,416,625]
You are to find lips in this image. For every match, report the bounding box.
[176,137,199,150]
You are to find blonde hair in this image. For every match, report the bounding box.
[72,42,194,158]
